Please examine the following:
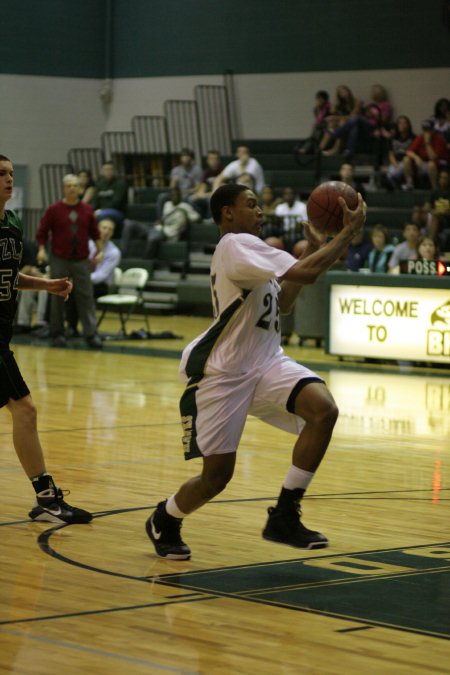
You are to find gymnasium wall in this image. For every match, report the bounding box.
[2,0,449,206]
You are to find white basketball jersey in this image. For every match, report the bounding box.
[180,233,296,379]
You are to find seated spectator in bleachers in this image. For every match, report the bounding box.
[416,235,445,263]
[431,98,450,148]
[213,145,265,194]
[366,225,394,273]
[323,85,392,159]
[123,187,199,259]
[77,169,96,204]
[410,204,429,232]
[91,162,128,234]
[345,227,372,271]
[319,85,363,151]
[15,239,48,333]
[65,218,121,336]
[157,148,203,218]
[264,187,307,257]
[297,90,331,155]
[385,116,416,190]
[189,150,223,219]
[388,222,421,273]
[402,119,450,191]
[428,168,450,250]
[338,162,366,200]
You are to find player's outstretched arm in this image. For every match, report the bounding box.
[18,273,73,301]
[281,194,366,286]
[278,222,325,314]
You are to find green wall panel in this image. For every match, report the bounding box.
[112,0,450,77]
[2,0,106,78]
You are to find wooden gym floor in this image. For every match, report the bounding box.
[1,315,449,674]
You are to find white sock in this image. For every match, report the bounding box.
[165,494,187,519]
[283,465,315,491]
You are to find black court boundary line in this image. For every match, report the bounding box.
[1,486,448,527]
[12,334,450,378]
[30,507,450,642]
[0,595,215,628]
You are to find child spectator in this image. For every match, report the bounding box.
[416,235,444,262]
[385,116,416,189]
[189,150,223,219]
[429,168,450,250]
[345,228,372,271]
[367,225,394,273]
[388,222,421,273]
[403,119,450,190]
[297,90,331,154]
[77,169,96,204]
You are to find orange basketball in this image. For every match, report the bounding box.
[306,181,358,235]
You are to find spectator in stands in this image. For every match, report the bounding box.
[431,98,450,147]
[238,173,256,190]
[338,162,366,200]
[402,119,450,191]
[264,187,307,257]
[213,145,265,194]
[65,219,121,336]
[91,162,128,234]
[410,204,430,232]
[345,227,372,272]
[297,90,331,155]
[367,225,394,273]
[323,85,392,159]
[157,148,203,219]
[385,116,416,189]
[388,222,421,273]
[77,169,96,204]
[123,187,199,259]
[15,239,48,334]
[189,150,223,219]
[319,85,362,151]
[36,174,103,349]
[260,185,282,241]
[416,235,444,262]
[429,168,450,250]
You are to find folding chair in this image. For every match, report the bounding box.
[96,267,149,337]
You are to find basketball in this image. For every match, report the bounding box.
[306,181,359,236]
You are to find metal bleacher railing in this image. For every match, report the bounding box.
[164,99,203,165]
[39,163,72,208]
[194,85,232,156]
[67,147,105,178]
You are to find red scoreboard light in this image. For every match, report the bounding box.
[437,261,450,276]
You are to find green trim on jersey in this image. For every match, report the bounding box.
[185,289,251,380]
[2,210,24,233]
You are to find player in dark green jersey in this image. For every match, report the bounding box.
[0,155,92,523]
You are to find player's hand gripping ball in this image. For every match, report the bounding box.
[306,181,358,236]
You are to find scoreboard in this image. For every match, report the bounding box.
[399,259,450,276]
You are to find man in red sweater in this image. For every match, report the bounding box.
[37,174,103,348]
[403,119,449,190]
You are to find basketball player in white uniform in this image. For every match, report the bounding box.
[147,183,365,559]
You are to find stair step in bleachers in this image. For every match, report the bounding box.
[265,169,316,192]
[125,203,157,222]
[365,190,428,208]
[233,139,299,154]
[365,207,411,228]
[255,154,299,170]
[188,222,219,250]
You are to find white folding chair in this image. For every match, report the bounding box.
[96,267,149,336]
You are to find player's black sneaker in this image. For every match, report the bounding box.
[146,501,191,560]
[29,487,92,524]
[262,502,328,550]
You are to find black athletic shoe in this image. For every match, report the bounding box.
[146,501,191,560]
[29,487,92,524]
[262,504,328,550]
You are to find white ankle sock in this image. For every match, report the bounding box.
[165,494,187,519]
[283,465,314,491]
